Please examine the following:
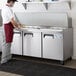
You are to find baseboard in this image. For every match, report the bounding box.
[72,56,76,60]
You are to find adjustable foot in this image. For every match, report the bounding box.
[60,61,64,65]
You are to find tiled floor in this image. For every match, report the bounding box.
[0,59,76,76]
[0,71,23,76]
[64,59,76,69]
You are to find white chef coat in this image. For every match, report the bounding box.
[1,5,14,24]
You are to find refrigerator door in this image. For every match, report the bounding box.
[11,32,22,55]
[23,32,41,57]
[43,32,63,60]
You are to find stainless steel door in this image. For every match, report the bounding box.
[11,32,22,55]
[43,32,63,60]
[23,32,41,57]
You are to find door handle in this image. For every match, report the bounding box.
[14,32,21,34]
[24,33,33,37]
[14,32,21,36]
[44,34,54,39]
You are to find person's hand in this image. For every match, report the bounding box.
[14,25,21,29]
[14,23,22,29]
[17,23,23,28]
[15,23,26,29]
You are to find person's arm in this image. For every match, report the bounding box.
[10,17,21,28]
[7,8,21,28]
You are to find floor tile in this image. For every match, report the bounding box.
[0,71,10,76]
[64,60,76,69]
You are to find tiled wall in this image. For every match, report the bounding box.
[0,0,6,26]
[0,0,6,9]
[0,10,2,26]
[71,0,76,59]
[13,2,70,13]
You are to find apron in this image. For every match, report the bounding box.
[4,22,14,43]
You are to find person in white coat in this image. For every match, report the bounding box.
[1,0,21,64]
